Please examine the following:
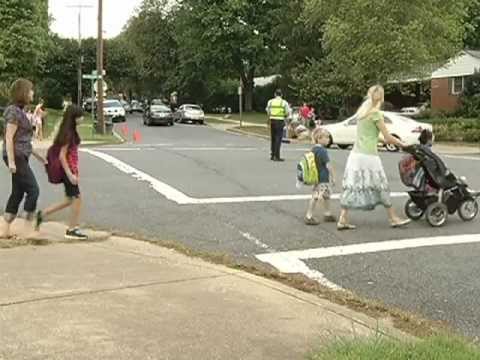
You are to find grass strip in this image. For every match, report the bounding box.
[308,335,480,360]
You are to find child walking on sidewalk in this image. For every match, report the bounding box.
[35,105,88,240]
[305,128,336,225]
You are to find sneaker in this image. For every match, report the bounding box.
[35,211,43,231]
[65,228,88,240]
[304,216,320,226]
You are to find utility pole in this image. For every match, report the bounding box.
[67,4,93,107]
[96,0,105,134]
[239,77,243,128]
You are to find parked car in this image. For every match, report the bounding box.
[143,104,174,126]
[322,111,433,152]
[83,98,95,112]
[131,100,143,113]
[120,100,132,114]
[103,100,126,122]
[151,99,166,106]
[175,104,205,124]
[400,103,428,118]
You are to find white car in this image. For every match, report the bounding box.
[175,104,205,124]
[120,100,132,114]
[400,103,428,118]
[322,111,433,152]
[103,100,126,123]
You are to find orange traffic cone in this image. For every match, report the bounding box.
[133,130,142,143]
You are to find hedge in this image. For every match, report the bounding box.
[427,117,480,143]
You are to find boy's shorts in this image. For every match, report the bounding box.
[62,176,80,198]
[313,183,331,200]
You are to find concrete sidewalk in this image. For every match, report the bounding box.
[0,221,406,360]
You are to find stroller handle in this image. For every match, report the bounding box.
[402,144,419,155]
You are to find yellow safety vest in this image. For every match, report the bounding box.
[270,98,287,119]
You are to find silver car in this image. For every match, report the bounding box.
[175,104,205,125]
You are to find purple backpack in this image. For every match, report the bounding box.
[46,145,64,184]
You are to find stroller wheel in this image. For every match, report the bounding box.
[426,203,448,227]
[405,199,424,220]
[458,199,479,222]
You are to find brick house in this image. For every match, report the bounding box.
[430,50,480,112]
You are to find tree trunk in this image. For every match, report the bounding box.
[242,66,255,112]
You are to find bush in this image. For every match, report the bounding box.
[430,117,480,142]
[459,95,480,118]
[458,70,480,117]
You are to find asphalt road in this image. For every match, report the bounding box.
[1,113,480,338]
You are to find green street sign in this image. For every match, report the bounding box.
[82,75,99,80]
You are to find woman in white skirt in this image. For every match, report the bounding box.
[337,85,411,230]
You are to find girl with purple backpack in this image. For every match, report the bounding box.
[35,105,88,240]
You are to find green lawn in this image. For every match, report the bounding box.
[206,112,268,125]
[309,335,480,360]
[77,114,121,144]
[46,110,120,144]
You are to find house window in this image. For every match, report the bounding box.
[452,76,464,95]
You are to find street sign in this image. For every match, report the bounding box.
[83,74,101,80]
[92,69,106,76]
[94,79,108,93]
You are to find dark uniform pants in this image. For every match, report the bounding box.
[270,119,285,160]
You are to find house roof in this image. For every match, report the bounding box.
[254,74,280,87]
[466,50,480,59]
[432,50,480,79]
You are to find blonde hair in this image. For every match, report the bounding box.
[312,127,330,144]
[355,85,384,119]
[10,78,33,106]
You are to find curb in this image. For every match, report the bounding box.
[226,127,308,145]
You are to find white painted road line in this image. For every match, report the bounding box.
[444,155,480,161]
[256,233,480,290]
[171,147,258,151]
[240,232,271,251]
[190,192,408,205]
[82,149,193,205]
[83,149,409,205]
[257,234,480,261]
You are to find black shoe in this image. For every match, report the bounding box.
[35,211,43,231]
[273,158,285,162]
[270,155,274,160]
[65,228,88,240]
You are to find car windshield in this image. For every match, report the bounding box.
[151,105,170,112]
[104,101,122,108]
[186,105,201,111]
[152,100,164,105]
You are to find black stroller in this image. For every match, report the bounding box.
[399,145,480,227]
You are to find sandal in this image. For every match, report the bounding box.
[391,219,411,228]
[337,222,356,231]
[305,216,320,226]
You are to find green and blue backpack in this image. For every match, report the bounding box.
[297,151,319,185]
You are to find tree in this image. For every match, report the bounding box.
[464,0,480,48]
[39,35,79,105]
[304,0,470,97]
[123,0,178,98]
[176,0,295,111]
[0,0,50,81]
